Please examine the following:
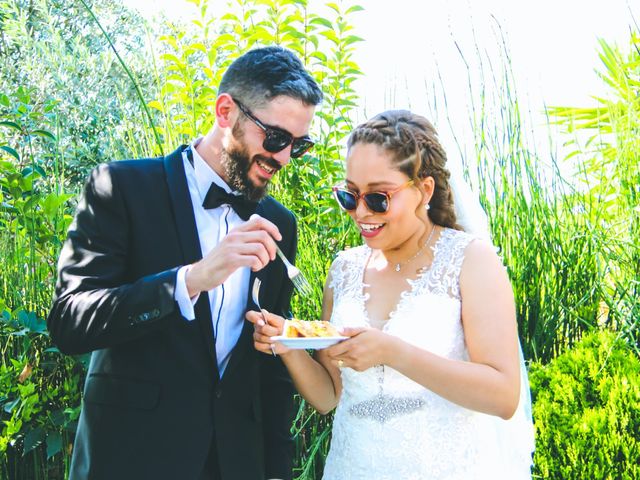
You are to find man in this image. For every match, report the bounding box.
[47,46,323,480]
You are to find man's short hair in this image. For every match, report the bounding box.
[218,46,323,109]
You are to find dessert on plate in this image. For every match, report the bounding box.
[284,319,341,338]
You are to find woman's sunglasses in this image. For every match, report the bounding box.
[234,99,315,158]
[332,180,414,214]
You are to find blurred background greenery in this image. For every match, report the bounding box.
[0,0,638,478]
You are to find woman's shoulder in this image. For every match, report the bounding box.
[453,230,506,283]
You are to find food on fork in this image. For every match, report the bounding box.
[285,319,341,338]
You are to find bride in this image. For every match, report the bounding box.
[247,110,535,479]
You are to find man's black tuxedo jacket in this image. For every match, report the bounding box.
[47,146,297,480]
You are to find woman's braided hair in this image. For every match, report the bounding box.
[347,110,460,229]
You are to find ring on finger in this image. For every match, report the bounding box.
[270,343,277,357]
[337,359,344,368]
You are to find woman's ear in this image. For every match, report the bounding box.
[421,176,435,204]
[215,93,236,128]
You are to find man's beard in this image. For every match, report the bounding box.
[221,121,282,202]
[221,145,283,202]
[220,145,263,202]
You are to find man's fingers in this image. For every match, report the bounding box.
[253,331,274,344]
[226,230,277,262]
[246,310,265,326]
[236,214,282,242]
[249,214,282,241]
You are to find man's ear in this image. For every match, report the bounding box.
[215,94,236,128]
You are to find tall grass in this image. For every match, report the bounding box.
[445,22,635,363]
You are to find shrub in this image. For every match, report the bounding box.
[529,330,640,479]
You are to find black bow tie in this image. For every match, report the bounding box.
[202,182,257,220]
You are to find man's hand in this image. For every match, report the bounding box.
[186,214,281,297]
[246,309,291,356]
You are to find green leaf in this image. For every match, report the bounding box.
[42,192,72,218]
[0,145,19,160]
[23,427,45,455]
[309,17,333,29]
[17,310,47,334]
[189,42,208,54]
[147,100,164,112]
[31,130,56,141]
[345,5,365,14]
[326,2,341,14]
[0,121,21,131]
[3,398,19,413]
[46,432,63,459]
[22,166,44,180]
[344,35,364,45]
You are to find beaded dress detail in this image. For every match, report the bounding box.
[321,228,533,480]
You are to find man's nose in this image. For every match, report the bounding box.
[271,145,292,166]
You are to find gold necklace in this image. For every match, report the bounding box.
[394,224,437,272]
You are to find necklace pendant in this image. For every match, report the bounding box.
[395,263,401,272]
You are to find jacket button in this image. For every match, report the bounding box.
[215,388,222,399]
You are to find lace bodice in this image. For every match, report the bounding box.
[322,228,533,480]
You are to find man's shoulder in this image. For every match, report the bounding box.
[84,157,168,201]
[100,156,164,174]
[90,156,166,184]
[95,144,185,175]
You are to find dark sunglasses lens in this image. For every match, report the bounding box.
[290,138,314,158]
[364,193,389,213]
[263,130,292,154]
[335,190,357,210]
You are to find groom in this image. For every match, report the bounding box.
[47,46,322,480]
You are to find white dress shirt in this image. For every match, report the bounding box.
[174,140,250,376]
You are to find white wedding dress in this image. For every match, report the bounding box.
[322,228,534,480]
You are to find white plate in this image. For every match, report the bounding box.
[271,335,348,350]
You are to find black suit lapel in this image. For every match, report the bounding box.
[163,146,219,374]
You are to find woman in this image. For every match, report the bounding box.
[247,110,534,479]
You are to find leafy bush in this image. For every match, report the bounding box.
[529,329,640,479]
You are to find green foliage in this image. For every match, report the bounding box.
[0,85,82,479]
[458,30,631,362]
[547,33,640,352]
[529,330,640,479]
[0,0,154,182]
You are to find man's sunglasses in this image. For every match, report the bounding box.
[234,99,315,158]
[332,180,414,214]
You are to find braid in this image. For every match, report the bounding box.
[347,110,461,230]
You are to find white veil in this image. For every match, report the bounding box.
[449,170,535,477]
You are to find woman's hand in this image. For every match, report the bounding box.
[245,309,291,356]
[324,327,399,372]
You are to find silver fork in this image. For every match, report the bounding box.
[251,277,276,356]
[274,244,313,297]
